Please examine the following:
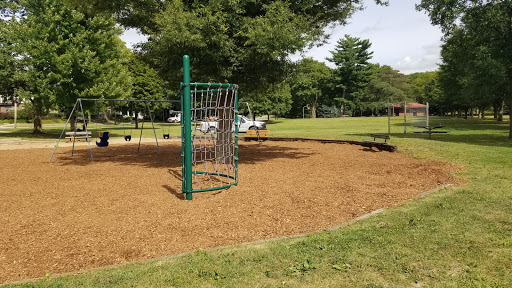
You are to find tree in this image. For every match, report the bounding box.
[245,81,292,120]
[291,58,331,118]
[128,54,163,128]
[8,0,131,133]
[0,20,19,103]
[114,0,382,100]
[418,0,512,138]
[374,65,411,94]
[328,35,374,116]
[409,71,438,103]
[364,65,410,108]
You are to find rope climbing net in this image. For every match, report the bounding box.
[181,82,239,199]
[180,56,239,200]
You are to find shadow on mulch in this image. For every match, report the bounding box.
[51,142,316,168]
[162,184,185,200]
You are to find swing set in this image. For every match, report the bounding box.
[50,55,239,201]
[49,98,180,162]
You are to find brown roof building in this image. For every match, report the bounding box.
[391,102,427,117]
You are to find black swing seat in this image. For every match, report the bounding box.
[96,131,109,147]
[124,135,132,141]
[163,134,170,139]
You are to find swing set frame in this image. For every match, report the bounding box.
[49,98,179,162]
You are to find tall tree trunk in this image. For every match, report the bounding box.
[311,95,318,118]
[498,100,504,121]
[31,98,43,134]
[470,108,474,118]
[311,103,317,118]
[464,109,468,119]
[70,114,76,131]
[509,93,512,140]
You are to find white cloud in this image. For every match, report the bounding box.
[290,0,444,74]
[395,42,441,74]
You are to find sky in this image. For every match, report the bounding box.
[120,0,443,75]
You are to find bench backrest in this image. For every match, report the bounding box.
[370,133,390,139]
[66,131,91,135]
[246,130,269,137]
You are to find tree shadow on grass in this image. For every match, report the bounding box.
[360,117,511,148]
[350,131,512,148]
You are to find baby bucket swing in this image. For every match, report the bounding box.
[95,102,110,147]
[123,102,133,142]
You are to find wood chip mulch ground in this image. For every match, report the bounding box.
[0,140,463,283]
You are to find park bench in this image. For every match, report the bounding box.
[414,125,448,139]
[363,133,391,150]
[243,129,269,142]
[65,131,91,142]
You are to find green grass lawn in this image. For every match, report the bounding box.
[0,121,181,142]
[4,116,512,287]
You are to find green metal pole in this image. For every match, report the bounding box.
[234,89,239,183]
[183,55,193,200]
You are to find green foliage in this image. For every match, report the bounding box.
[245,81,292,118]
[418,0,512,138]
[128,54,163,106]
[408,71,440,105]
[63,0,163,33]
[362,64,410,113]
[5,0,131,132]
[290,58,331,118]
[328,34,374,115]
[0,20,19,102]
[142,1,377,99]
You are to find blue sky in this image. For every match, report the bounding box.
[120,0,442,75]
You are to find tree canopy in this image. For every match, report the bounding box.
[291,58,331,118]
[328,35,374,116]
[418,0,512,138]
[4,0,132,132]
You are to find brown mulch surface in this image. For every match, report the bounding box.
[0,140,462,283]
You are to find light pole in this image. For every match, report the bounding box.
[302,106,310,119]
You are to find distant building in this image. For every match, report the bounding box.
[391,102,427,117]
[0,97,24,114]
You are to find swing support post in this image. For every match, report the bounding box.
[138,103,145,153]
[49,100,79,162]
[146,100,160,153]
[79,99,94,161]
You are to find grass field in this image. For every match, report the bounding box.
[2,116,512,287]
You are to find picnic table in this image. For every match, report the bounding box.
[414,125,447,139]
[65,131,91,142]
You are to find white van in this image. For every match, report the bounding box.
[199,115,266,133]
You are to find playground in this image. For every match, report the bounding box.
[0,139,461,283]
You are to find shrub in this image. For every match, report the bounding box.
[0,112,13,120]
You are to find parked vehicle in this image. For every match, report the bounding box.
[167,114,180,123]
[198,115,266,133]
[238,115,266,132]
